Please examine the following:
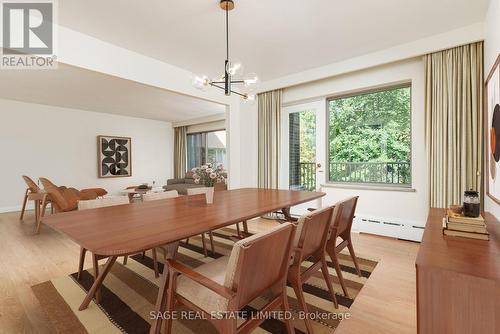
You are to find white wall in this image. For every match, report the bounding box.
[55,25,242,190]
[484,0,500,219]
[240,58,428,238]
[0,98,173,212]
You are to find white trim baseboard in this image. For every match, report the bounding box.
[0,204,28,213]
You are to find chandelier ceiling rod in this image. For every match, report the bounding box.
[224,1,230,95]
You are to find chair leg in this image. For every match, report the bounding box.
[217,318,237,334]
[34,199,39,225]
[236,223,241,238]
[327,247,349,298]
[40,196,49,219]
[20,189,28,220]
[142,251,146,259]
[35,195,49,234]
[185,238,190,245]
[77,247,87,280]
[152,248,159,278]
[242,220,249,234]
[320,258,338,308]
[208,231,215,255]
[92,254,102,303]
[281,287,295,334]
[163,272,178,334]
[291,279,314,334]
[201,233,208,257]
[123,255,128,265]
[346,238,362,277]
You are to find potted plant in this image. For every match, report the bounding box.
[191,163,226,204]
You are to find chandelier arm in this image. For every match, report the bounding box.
[211,80,245,84]
[209,82,226,91]
[229,90,248,98]
[210,82,247,98]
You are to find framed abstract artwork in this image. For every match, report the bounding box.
[486,54,500,205]
[97,135,132,178]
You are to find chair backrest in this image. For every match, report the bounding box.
[224,223,296,309]
[39,177,57,190]
[186,187,209,196]
[22,176,40,193]
[333,196,359,237]
[78,196,129,210]
[294,206,334,259]
[142,190,179,202]
[44,186,80,212]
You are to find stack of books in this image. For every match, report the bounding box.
[443,208,489,240]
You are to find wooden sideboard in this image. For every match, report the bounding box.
[416,208,500,334]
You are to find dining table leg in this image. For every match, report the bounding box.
[79,256,117,311]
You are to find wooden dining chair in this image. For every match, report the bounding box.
[141,190,180,277]
[186,188,216,256]
[288,206,338,334]
[326,196,361,298]
[20,175,42,220]
[161,222,297,334]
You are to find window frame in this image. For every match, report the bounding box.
[186,128,227,171]
[325,82,413,188]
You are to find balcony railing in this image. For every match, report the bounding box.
[290,161,410,191]
[329,161,411,185]
[290,162,316,191]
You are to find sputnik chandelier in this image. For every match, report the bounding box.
[192,0,259,101]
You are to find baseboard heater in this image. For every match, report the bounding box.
[355,216,424,242]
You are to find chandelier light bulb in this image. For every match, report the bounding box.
[226,59,244,76]
[244,72,260,90]
[192,74,210,91]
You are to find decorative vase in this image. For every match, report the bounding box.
[205,187,215,204]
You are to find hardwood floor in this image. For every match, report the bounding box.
[0,209,419,334]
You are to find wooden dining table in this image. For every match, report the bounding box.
[42,188,325,332]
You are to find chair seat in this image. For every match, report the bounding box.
[176,256,230,315]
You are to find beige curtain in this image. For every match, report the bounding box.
[174,126,187,178]
[425,42,483,208]
[258,89,282,189]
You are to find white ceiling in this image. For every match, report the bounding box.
[59,0,490,81]
[0,64,225,123]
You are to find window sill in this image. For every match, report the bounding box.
[320,183,416,192]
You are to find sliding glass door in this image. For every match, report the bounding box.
[187,130,227,171]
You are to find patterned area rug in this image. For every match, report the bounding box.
[32,227,378,334]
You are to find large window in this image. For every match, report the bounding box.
[187,130,227,171]
[328,84,411,186]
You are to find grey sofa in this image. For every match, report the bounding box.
[163,172,205,195]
